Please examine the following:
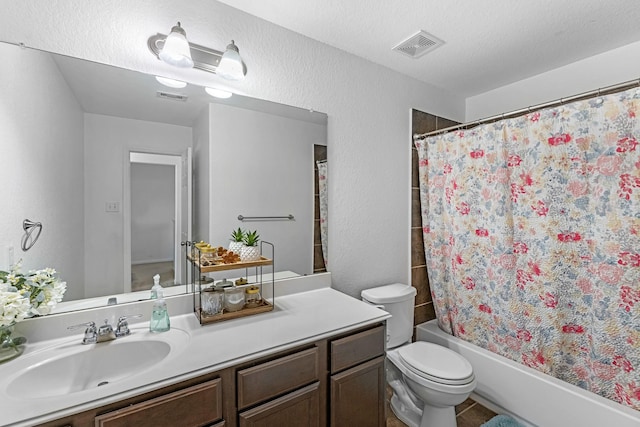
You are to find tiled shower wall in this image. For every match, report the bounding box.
[411,110,459,336]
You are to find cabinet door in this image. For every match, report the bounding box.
[94,378,223,427]
[330,356,385,427]
[239,382,320,427]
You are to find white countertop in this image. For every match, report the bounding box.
[0,283,390,427]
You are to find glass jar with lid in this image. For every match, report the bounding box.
[199,246,217,266]
[224,285,245,312]
[245,286,262,308]
[201,286,224,316]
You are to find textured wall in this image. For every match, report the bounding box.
[0,0,465,298]
[466,39,640,121]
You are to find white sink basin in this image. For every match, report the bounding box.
[5,328,189,399]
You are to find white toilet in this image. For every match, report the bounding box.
[361,283,476,427]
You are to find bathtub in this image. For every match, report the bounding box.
[416,319,640,427]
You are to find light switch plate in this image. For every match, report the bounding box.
[105,201,120,212]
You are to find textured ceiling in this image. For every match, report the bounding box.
[218,0,640,97]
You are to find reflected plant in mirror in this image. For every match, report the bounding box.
[0,262,67,320]
[0,41,327,316]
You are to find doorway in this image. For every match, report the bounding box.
[130,162,175,290]
[124,150,191,293]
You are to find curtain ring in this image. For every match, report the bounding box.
[21,219,42,252]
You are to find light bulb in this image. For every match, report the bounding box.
[155,76,187,88]
[205,87,233,99]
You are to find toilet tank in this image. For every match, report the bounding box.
[361,283,416,349]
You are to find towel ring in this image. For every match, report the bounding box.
[21,219,42,252]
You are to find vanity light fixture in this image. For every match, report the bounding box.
[148,23,247,80]
[217,40,245,81]
[155,76,187,88]
[205,87,233,99]
[158,22,194,68]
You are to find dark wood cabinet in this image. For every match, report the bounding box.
[237,347,320,410]
[330,356,385,427]
[94,378,224,427]
[239,382,320,427]
[36,323,385,427]
[329,325,386,427]
[35,370,233,427]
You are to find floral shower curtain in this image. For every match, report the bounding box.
[414,87,640,410]
[317,160,328,268]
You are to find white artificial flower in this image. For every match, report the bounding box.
[0,262,66,324]
[0,291,31,327]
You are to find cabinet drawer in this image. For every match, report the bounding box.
[239,382,320,427]
[94,378,223,427]
[237,347,320,410]
[330,325,385,373]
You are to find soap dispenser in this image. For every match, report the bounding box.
[150,286,170,333]
[150,274,162,299]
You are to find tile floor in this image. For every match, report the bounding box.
[386,397,498,427]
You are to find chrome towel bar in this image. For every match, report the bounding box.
[238,214,294,221]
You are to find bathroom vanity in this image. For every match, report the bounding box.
[0,276,389,427]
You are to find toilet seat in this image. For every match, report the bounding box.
[398,342,474,386]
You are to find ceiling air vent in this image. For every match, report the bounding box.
[157,91,188,102]
[392,30,444,59]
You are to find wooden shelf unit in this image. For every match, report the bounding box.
[185,241,275,325]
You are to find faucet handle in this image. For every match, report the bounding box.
[67,321,97,345]
[115,314,143,337]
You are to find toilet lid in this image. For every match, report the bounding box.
[398,342,474,385]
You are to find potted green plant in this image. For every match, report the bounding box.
[240,230,261,261]
[229,227,245,254]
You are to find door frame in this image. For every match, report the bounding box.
[124,151,183,292]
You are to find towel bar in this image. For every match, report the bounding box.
[238,214,294,221]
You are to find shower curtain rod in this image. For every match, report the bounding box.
[416,77,640,138]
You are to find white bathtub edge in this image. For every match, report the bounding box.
[416,319,640,427]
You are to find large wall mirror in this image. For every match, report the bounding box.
[0,41,328,315]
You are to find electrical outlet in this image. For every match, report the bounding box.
[105,201,120,213]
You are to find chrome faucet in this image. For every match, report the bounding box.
[115,314,143,338]
[68,314,142,345]
[97,319,116,342]
[67,321,98,345]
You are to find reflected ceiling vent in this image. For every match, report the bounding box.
[156,91,188,102]
[392,30,444,58]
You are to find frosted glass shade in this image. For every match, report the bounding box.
[159,23,194,68]
[217,40,245,81]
